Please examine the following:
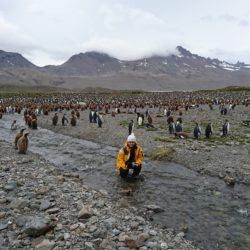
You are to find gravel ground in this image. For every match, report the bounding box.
[0,140,199,250]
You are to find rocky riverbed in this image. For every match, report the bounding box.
[0,140,199,250]
[38,104,250,185]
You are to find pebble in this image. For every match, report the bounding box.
[4,181,17,191]
[23,216,54,237]
[0,212,6,219]
[0,224,8,231]
[78,206,94,219]
[34,239,55,250]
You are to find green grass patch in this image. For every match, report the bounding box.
[119,120,130,127]
[183,127,193,133]
[136,125,145,129]
[155,136,176,143]
[146,127,158,131]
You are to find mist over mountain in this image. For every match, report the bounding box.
[0,46,250,91]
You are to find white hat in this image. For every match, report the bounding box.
[127,133,136,142]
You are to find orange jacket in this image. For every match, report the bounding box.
[116,142,144,170]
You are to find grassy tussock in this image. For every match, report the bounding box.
[150,147,176,161]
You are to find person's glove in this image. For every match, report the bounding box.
[127,162,137,169]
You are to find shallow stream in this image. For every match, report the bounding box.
[0,114,249,250]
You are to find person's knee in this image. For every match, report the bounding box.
[119,168,129,178]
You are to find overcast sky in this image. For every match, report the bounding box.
[1,0,250,66]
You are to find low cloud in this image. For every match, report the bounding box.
[239,20,249,26]
[208,48,250,64]
[78,37,177,61]
[201,13,250,27]
[218,14,238,22]
[1,1,250,65]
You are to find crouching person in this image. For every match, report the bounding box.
[116,133,144,178]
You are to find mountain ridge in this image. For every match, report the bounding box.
[0,46,250,91]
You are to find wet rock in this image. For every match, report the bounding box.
[55,223,63,230]
[95,200,105,208]
[0,223,8,231]
[176,232,185,238]
[4,181,17,191]
[237,208,248,216]
[138,232,150,242]
[218,172,225,179]
[0,212,6,219]
[99,189,108,196]
[57,175,65,182]
[125,237,139,249]
[0,198,7,204]
[64,232,71,240]
[47,207,60,214]
[39,199,51,211]
[146,241,158,248]
[9,198,29,209]
[224,176,236,187]
[213,191,221,196]
[23,216,55,237]
[36,187,50,195]
[144,204,164,213]
[70,223,79,231]
[4,166,10,171]
[63,173,79,178]
[180,223,189,233]
[89,225,97,233]
[15,215,33,227]
[55,234,64,241]
[119,188,132,196]
[104,217,117,228]
[31,237,44,248]
[119,232,129,242]
[100,238,116,249]
[20,158,34,164]
[130,221,139,229]
[112,228,121,236]
[84,242,95,250]
[78,206,93,219]
[139,247,147,250]
[34,239,55,250]
[160,242,168,249]
[226,168,235,174]
[149,229,157,236]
